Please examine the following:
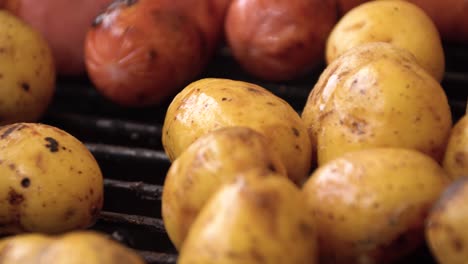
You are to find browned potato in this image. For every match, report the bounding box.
[443,115,468,180]
[303,148,449,263]
[225,0,337,81]
[179,170,318,264]
[426,177,468,264]
[162,127,286,250]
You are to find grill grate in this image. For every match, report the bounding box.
[39,44,468,264]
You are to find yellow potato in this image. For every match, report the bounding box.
[302,42,452,165]
[0,231,145,263]
[426,177,468,264]
[0,11,55,125]
[162,78,312,185]
[162,126,287,250]
[302,148,449,264]
[0,123,103,234]
[326,0,445,81]
[443,115,468,180]
[178,170,318,264]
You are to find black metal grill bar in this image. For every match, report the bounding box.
[99,211,166,233]
[85,143,169,162]
[104,179,163,201]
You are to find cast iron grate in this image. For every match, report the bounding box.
[40,44,468,264]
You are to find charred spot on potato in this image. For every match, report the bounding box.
[20,82,30,92]
[1,124,25,139]
[8,189,23,205]
[246,87,263,94]
[64,208,76,220]
[44,137,59,152]
[292,127,300,137]
[20,178,30,188]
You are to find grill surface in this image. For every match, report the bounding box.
[40,43,468,264]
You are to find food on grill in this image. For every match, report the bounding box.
[178,170,318,264]
[4,0,113,76]
[426,177,468,264]
[84,0,227,107]
[162,78,312,185]
[302,42,452,166]
[443,115,468,180]
[162,127,287,250]
[337,0,468,44]
[224,0,336,81]
[302,148,449,264]
[326,0,445,82]
[0,123,103,234]
[0,231,145,263]
[0,11,55,126]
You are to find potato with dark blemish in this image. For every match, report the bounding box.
[178,170,318,264]
[0,123,103,234]
[443,115,468,180]
[162,126,287,250]
[302,148,449,264]
[326,0,445,81]
[0,11,55,125]
[426,177,468,264]
[162,78,312,185]
[0,231,145,263]
[302,42,452,166]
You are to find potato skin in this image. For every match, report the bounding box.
[162,127,287,250]
[0,231,145,264]
[302,42,452,165]
[0,11,55,125]
[85,0,213,107]
[0,123,103,234]
[178,170,318,264]
[4,0,113,76]
[162,78,312,185]
[225,0,337,81]
[327,0,445,82]
[302,148,449,264]
[443,115,468,180]
[426,177,468,264]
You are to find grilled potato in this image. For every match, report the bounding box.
[0,231,145,264]
[162,126,287,250]
[303,148,449,263]
[0,123,103,234]
[162,78,312,185]
[0,10,55,125]
[178,170,318,264]
[327,0,445,81]
[302,42,452,165]
[426,177,468,264]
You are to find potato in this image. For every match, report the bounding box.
[326,0,445,82]
[225,0,337,81]
[0,123,103,234]
[426,177,468,264]
[178,170,318,264]
[0,11,55,125]
[162,126,287,250]
[302,148,449,264]
[0,231,145,263]
[162,78,312,185]
[302,42,452,165]
[4,0,113,76]
[85,0,225,107]
[443,115,468,180]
